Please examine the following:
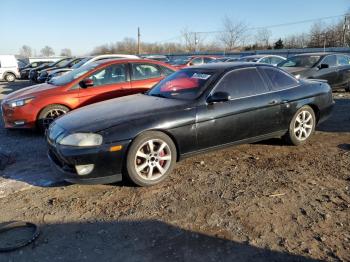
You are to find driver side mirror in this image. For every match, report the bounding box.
[207,92,231,104]
[318,63,329,70]
[79,78,94,89]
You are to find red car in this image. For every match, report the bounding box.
[1,59,176,130]
[170,55,218,69]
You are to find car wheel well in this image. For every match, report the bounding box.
[36,104,72,125]
[307,104,320,123]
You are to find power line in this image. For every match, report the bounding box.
[158,13,347,42]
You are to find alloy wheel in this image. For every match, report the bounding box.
[43,108,68,129]
[134,139,172,180]
[294,110,313,141]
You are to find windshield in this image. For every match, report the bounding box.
[147,69,216,100]
[171,57,191,65]
[72,57,91,69]
[278,55,321,68]
[48,62,98,86]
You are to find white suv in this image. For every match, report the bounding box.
[0,55,20,82]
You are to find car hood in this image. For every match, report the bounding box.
[55,94,189,133]
[3,83,59,101]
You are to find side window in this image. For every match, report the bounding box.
[260,57,271,64]
[337,55,350,66]
[321,55,337,67]
[131,63,161,80]
[203,57,214,63]
[261,67,298,91]
[271,57,284,65]
[160,66,175,76]
[191,57,203,65]
[214,68,268,99]
[88,64,127,87]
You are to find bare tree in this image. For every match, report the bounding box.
[19,45,32,57]
[181,28,204,52]
[60,48,72,56]
[40,46,55,57]
[255,28,272,48]
[308,21,326,48]
[219,16,248,51]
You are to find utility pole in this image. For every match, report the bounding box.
[194,32,198,53]
[137,27,141,55]
[343,16,347,47]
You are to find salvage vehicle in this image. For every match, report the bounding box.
[29,57,73,82]
[171,56,218,69]
[45,54,141,82]
[239,55,286,66]
[46,63,334,186]
[278,53,350,91]
[37,57,84,83]
[0,55,20,82]
[1,59,176,130]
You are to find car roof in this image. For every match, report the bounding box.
[292,52,338,57]
[93,58,172,67]
[188,62,275,71]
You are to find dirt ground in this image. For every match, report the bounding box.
[0,80,349,262]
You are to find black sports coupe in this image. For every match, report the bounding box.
[47,63,334,186]
[278,52,350,91]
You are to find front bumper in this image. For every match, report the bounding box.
[1,102,37,129]
[47,138,131,184]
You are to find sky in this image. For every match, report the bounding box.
[0,0,349,56]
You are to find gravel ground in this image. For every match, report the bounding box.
[0,80,349,262]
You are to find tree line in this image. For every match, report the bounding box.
[18,12,350,57]
[18,45,72,58]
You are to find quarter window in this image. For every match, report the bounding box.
[214,68,268,99]
[260,67,298,91]
[131,63,161,80]
[337,55,350,66]
[88,64,127,87]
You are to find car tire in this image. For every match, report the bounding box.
[4,73,16,82]
[125,131,177,187]
[284,105,316,146]
[37,104,70,131]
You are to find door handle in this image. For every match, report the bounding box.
[268,99,279,105]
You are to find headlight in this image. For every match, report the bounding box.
[58,133,103,147]
[295,74,301,79]
[8,97,35,108]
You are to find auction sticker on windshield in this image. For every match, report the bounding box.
[192,73,211,80]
